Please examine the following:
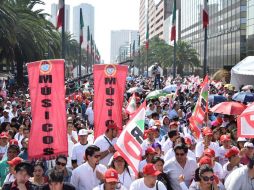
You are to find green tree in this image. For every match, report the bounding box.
[174,41,200,76]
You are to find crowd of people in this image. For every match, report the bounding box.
[0,74,253,190]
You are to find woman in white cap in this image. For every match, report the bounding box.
[93,168,127,190]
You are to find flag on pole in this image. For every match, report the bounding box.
[56,0,64,29]
[145,22,149,49]
[79,8,84,44]
[203,0,209,28]
[170,0,176,41]
[115,102,146,176]
[126,93,137,115]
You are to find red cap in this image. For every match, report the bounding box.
[145,128,156,134]
[184,137,192,145]
[113,151,123,159]
[7,157,23,167]
[225,147,239,158]
[145,147,156,155]
[204,148,215,158]
[143,163,161,176]
[104,168,118,183]
[0,132,8,139]
[199,156,212,167]
[202,127,213,136]
[9,139,18,146]
[220,135,231,142]
[107,123,118,130]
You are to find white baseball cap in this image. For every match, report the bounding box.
[244,142,254,148]
[237,137,247,142]
[78,129,89,136]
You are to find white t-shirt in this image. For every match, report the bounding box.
[94,135,117,166]
[85,107,94,125]
[195,141,219,158]
[138,159,147,172]
[213,162,224,180]
[118,168,136,189]
[161,138,173,154]
[164,157,198,190]
[130,178,167,190]
[71,142,90,166]
[218,146,236,166]
[223,162,243,180]
[71,162,107,190]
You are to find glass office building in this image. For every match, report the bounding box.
[181,0,247,73]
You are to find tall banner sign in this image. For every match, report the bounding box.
[238,103,254,138]
[93,64,128,139]
[27,59,67,160]
[115,102,146,176]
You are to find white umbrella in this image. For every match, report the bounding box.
[163,84,177,93]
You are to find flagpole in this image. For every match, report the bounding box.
[173,40,176,79]
[203,27,208,77]
[146,0,149,77]
[61,0,65,77]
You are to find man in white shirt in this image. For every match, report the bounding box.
[85,103,94,130]
[218,134,234,166]
[195,127,219,160]
[223,146,243,179]
[94,123,118,166]
[0,110,11,124]
[71,145,107,190]
[71,129,91,169]
[225,158,254,190]
[164,144,197,190]
[130,163,167,190]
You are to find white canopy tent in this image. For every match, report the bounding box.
[72,65,87,78]
[230,56,254,90]
[148,65,163,77]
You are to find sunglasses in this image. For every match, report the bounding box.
[201,175,214,182]
[56,161,66,166]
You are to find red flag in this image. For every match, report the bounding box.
[203,0,209,28]
[56,0,64,29]
[27,60,67,160]
[93,64,128,139]
[189,116,201,139]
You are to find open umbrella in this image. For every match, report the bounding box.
[210,101,247,115]
[163,84,177,93]
[146,90,167,100]
[232,92,254,103]
[127,87,144,94]
[208,94,227,105]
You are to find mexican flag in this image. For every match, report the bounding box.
[203,0,209,28]
[170,0,176,41]
[189,75,209,139]
[56,0,64,29]
[115,102,146,176]
[79,8,84,44]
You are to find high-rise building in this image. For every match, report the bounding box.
[50,3,70,32]
[139,0,165,45]
[73,4,94,47]
[110,30,139,63]
[179,0,247,73]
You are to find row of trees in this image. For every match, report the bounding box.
[0,0,85,86]
[132,37,200,76]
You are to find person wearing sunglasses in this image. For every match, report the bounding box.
[180,164,219,190]
[71,145,107,190]
[164,143,198,190]
[46,155,72,183]
[93,168,127,190]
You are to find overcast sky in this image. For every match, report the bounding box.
[39,0,140,63]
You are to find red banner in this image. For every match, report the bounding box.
[238,103,254,138]
[93,64,128,139]
[27,60,67,160]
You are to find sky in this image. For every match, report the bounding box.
[39,0,140,63]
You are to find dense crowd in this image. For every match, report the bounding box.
[0,74,253,190]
